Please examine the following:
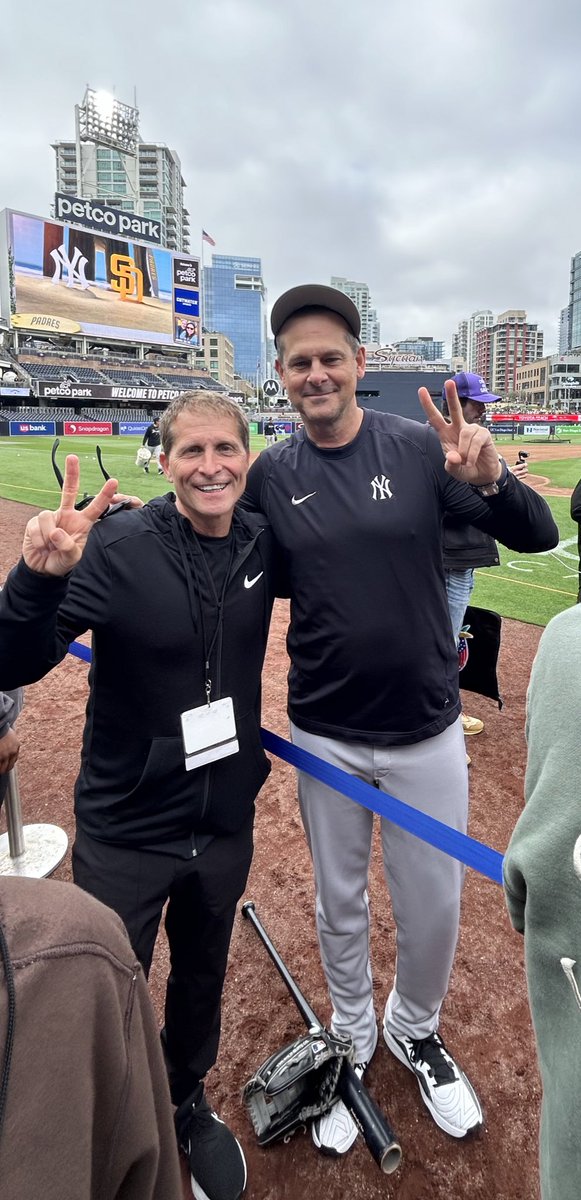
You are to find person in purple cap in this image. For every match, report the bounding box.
[442,373,528,751]
[242,285,556,1157]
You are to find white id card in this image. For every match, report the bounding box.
[180,697,239,772]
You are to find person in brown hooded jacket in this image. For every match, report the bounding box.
[0,875,182,1200]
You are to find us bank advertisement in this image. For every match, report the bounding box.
[0,208,200,347]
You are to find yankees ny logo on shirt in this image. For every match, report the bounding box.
[370,475,393,500]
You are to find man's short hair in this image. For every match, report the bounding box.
[159,391,250,456]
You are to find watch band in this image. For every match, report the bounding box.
[471,457,508,498]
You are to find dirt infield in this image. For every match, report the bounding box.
[0,496,548,1199]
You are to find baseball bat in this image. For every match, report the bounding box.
[241,900,402,1174]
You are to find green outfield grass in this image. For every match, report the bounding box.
[1,437,579,628]
[472,496,578,625]
[0,433,267,509]
[520,457,581,488]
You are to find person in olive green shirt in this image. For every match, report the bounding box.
[503,603,581,1200]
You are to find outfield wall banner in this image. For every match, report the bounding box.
[38,382,182,401]
[119,421,151,434]
[63,421,113,435]
[2,208,200,348]
[523,424,551,436]
[10,420,56,435]
[490,412,580,423]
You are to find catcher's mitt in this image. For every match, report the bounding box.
[243,1028,354,1145]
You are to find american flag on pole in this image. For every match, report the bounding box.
[202,230,216,246]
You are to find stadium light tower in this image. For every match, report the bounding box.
[76,87,139,155]
[74,86,141,209]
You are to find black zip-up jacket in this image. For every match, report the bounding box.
[442,515,500,570]
[571,478,581,601]
[0,496,277,846]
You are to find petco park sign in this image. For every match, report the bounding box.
[38,383,181,401]
[54,193,162,245]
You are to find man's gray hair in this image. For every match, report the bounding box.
[159,390,250,455]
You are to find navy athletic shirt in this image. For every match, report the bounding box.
[243,408,558,747]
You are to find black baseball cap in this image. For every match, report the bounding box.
[271,284,361,343]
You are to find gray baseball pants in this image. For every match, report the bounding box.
[290,717,468,1062]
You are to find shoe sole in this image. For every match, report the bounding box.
[311,1102,359,1156]
[186,1131,247,1200]
[383,1024,483,1139]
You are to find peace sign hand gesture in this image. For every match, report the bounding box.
[419,381,502,486]
[23,455,119,576]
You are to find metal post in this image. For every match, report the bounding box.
[0,766,68,878]
[5,765,25,858]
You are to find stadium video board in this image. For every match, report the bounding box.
[0,209,201,348]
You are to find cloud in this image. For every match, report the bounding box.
[2,0,580,352]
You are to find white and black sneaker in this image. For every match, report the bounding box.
[383,1025,483,1138]
[176,1091,247,1200]
[311,1059,367,1156]
[312,1026,378,1156]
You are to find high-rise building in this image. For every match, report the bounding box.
[204,255,266,383]
[451,311,494,372]
[560,251,581,352]
[330,277,380,344]
[392,336,445,362]
[53,88,190,251]
[476,310,543,396]
[192,331,235,389]
[559,306,572,354]
[451,319,468,364]
[467,311,494,373]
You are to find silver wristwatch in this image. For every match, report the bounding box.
[471,458,508,498]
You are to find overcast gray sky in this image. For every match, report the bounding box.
[2,0,580,352]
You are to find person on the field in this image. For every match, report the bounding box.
[263,418,277,447]
[503,603,581,1200]
[142,417,163,474]
[0,876,182,1199]
[0,391,280,1200]
[243,283,558,1156]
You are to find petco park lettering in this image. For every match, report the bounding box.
[40,384,94,397]
[54,193,162,246]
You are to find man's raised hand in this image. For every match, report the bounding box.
[23,455,119,576]
[419,381,502,486]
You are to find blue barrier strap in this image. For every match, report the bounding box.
[260,728,504,887]
[67,641,504,886]
[69,641,92,663]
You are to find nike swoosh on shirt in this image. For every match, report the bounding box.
[244,572,264,589]
[291,492,317,505]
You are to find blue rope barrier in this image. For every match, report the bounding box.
[68,640,505,887]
